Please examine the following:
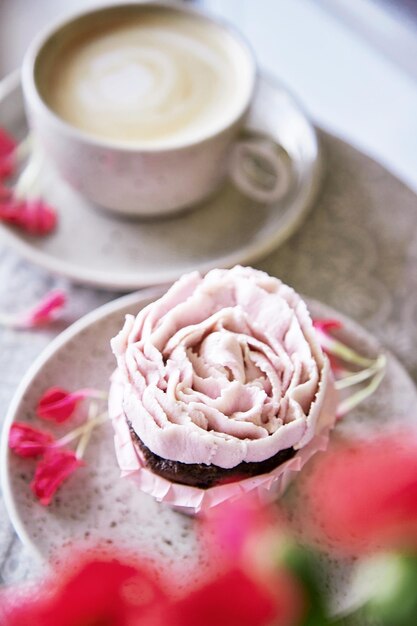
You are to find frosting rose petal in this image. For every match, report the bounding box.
[111,267,336,471]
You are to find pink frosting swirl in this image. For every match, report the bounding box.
[111,267,334,470]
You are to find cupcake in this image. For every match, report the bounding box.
[109,266,337,513]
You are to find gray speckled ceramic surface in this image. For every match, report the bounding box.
[0,73,321,290]
[1,290,416,613]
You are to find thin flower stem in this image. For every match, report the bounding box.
[317,330,377,368]
[76,402,97,460]
[55,413,108,448]
[80,389,108,401]
[337,367,386,417]
[14,147,44,200]
[14,134,32,163]
[335,355,386,390]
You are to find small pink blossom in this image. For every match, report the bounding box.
[0,290,66,330]
[31,449,84,506]
[313,318,343,333]
[20,290,66,328]
[0,127,17,179]
[9,422,55,458]
[0,197,57,235]
[36,387,102,423]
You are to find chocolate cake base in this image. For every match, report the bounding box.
[128,424,296,489]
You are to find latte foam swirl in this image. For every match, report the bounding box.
[45,15,248,146]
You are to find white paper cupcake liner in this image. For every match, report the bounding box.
[109,372,336,515]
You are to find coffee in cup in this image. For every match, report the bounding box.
[38,10,251,149]
[23,3,283,216]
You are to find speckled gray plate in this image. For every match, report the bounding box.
[1,290,417,610]
[0,72,322,291]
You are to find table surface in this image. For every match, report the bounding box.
[0,2,416,621]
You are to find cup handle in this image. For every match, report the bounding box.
[228,135,291,204]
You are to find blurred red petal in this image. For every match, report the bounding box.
[2,552,169,626]
[0,290,66,330]
[0,197,57,235]
[0,183,12,201]
[168,567,300,626]
[299,433,417,555]
[9,422,55,458]
[21,290,66,328]
[203,494,282,563]
[0,155,15,179]
[0,127,17,157]
[0,127,17,180]
[313,318,343,333]
[31,449,84,506]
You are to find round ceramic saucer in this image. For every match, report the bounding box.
[0,73,322,291]
[1,289,417,610]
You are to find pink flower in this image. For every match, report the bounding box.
[19,289,66,328]
[36,387,103,423]
[203,494,282,563]
[0,289,67,330]
[31,449,84,506]
[9,422,55,458]
[299,433,417,556]
[0,197,57,235]
[313,318,343,333]
[0,127,17,179]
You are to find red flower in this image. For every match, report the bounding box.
[36,386,99,423]
[0,197,57,235]
[0,182,12,201]
[0,127,17,179]
[9,422,55,458]
[167,567,301,626]
[3,553,167,626]
[299,433,417,556]
[31,449,84,506]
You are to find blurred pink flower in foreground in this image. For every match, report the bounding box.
[1,544,302,626]
[298,432,417,556]
[2,552,167,626]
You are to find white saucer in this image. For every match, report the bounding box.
[1,290,416,609]
[0,72,322,291]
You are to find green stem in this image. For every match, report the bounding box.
[55,413,108,448]
[335,354,386,390]
[337,367,386,417]
[318,330,377,368]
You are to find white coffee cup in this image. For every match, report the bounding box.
[22,2,282,217]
